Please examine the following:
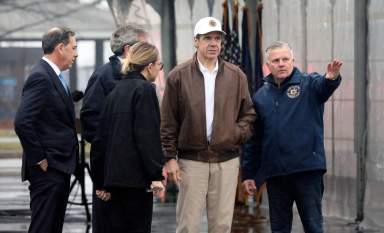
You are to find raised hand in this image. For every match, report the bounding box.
[326,59,343,80]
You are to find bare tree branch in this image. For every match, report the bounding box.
[0,0,104,39]
[0,0,54,14]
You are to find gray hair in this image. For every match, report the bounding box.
[265,41,294,62]
[110,25,147,56]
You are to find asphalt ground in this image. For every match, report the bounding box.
[1,156,381,233]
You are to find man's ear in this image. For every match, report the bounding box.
[194,37,199,49]
[265,61,271,69]
[55,43,64,54]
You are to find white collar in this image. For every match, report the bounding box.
[42,56,61,76]
[197,58,218,73]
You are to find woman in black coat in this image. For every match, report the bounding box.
[91,41,165,233]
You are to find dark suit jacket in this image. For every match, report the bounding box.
[80,55,122,143]
[14,59,78,181]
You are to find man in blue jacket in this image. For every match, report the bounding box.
[241,41,342,233]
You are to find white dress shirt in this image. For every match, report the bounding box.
[42,56,61,76]
[197,59,219,142]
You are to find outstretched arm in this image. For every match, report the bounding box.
[311,59,343,103]
[325,59,343,80]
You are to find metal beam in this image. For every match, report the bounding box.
[301,0,307,72]
[69,60,78,92]
[245,0,258,77]
[147,0,177,74]
[354,0,368,225]
[161,0,177,74]
[95,39,104,69]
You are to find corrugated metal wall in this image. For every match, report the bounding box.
[365,0,384,227]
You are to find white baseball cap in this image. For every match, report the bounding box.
[193,17,226,37]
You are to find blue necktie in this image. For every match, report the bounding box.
[58,73,70,94]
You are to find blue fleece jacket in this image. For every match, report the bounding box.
[241,67,341,187]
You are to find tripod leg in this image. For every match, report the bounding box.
[69,176,78,193]
[85,163,92,180]
[79,176,91,222]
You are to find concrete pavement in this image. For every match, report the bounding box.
[0,157,381,233]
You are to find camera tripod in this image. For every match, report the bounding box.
[68,133,92,223]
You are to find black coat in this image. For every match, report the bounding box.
[14,59,78,181]
[91,71,165,189]
[80,55,122,142]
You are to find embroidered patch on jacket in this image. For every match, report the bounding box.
[286,85,301,98]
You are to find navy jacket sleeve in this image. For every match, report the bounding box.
[310,73,342,103]
[241,113,263,182]
[14,74,49,165]
[89,105,108,189]
[80,74,108,143]
[134,83,165,181]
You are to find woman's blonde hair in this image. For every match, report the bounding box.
[121,41,159,74]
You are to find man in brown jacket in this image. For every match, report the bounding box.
[161,16,256,233]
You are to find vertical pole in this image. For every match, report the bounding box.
[95,39,105,69]
[301,0,308,72]
[161,0,177,75]
[354,0,368,224]
[69,60,77,92]
[276,0,281,40]
[245,0,257,74]
[330,0,336,177]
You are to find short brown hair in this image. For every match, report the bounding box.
[42,27,75,54]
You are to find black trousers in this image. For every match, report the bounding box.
[27,166,70,233]
[267,170,324,233]
[103,187,153,233]
[92,188,110,233]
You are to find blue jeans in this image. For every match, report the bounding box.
[266,170,324,233]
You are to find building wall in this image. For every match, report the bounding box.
[0,47,42,128]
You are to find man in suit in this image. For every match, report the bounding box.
[14,26,78,233]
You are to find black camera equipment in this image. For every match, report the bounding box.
[72,90,84,102]
[68,90,91,223]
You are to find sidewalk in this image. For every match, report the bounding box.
[0,157,381,233]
